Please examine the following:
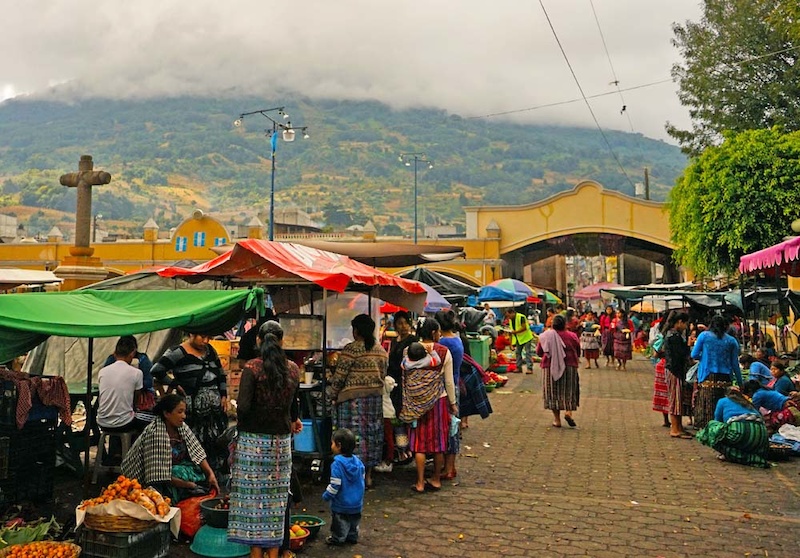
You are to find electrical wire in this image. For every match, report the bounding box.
[589,0,635,133]
[537,0,637,192]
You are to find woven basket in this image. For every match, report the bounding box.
[83,513,156,533]
[0,542,81,557]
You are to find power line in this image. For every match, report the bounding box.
[537,0,637,192]
[589,0,635,133]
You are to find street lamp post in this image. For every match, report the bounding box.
[234,107,309,241]
[398,153,433,243]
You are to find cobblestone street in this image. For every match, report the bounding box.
[284,355,800,558]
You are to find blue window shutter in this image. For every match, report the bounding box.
[175,236,187,252]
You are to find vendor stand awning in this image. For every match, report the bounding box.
[600,288,743,312]
[398,268,478,301]
[739,236,800,276]
[157,239,427,313]
[573,282,621,301]
[0,288,264,363]
[0,268,63,291]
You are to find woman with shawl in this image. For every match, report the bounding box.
[599,305,615,367]
[401,319,456,493]
[536,314,581,428]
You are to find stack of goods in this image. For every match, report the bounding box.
[209,339,241,402]
[77,476,176,558]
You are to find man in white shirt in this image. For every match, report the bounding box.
[98,336,146,462]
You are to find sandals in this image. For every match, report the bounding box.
[670,432,694,439]
[564,416,577,428]
[424,479,441,491]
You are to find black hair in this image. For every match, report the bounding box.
[552,314,566,331]
[741,380,763,397]
[417,317,441,341]
[709,315,728,339]
[739,354,755,366]
[115,335,138,357]
[771,361,787,375]
[434,309,459,333]
[259,330,289,393]
[393,310,412,327]
[667,312,689,331]
[351,314,377,350]
[332,428,356,456]
[765,339,775,349]
[153,393,186,418]
[726,388,756,410]
[407,342,427,361]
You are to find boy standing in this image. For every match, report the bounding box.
[323,428,365,545]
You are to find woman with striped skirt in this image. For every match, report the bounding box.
[537,314,581,428]
[330,314,388,491]
[228,321,301,558]
[663,312,694,438]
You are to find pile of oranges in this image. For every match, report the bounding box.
[2,541,78,558]
[78,476,171,517]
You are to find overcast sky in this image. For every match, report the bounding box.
[0,0,702,142]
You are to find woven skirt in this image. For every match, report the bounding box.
[652,359,670,413]
[601,330,614,356]
[335,395,383,468]
[696,419,769,468]
[409,397,449,454]
[694,374,731,429]
[542,366,580,411]
[666,372,693,417]
[227,432,292,547]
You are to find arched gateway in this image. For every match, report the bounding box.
[462,181,679,288]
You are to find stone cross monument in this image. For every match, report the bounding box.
[54,155,111,290]
[59,155,111,257]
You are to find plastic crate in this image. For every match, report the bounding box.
[78,522,170,558]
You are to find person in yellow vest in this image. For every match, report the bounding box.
[505,307,534,374]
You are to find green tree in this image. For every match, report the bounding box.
[381,223,402,236]
[668,0,800,155]
[667,127,800,275]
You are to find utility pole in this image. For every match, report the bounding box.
[644,167,650,201]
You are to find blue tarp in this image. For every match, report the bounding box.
[467,286,528,307]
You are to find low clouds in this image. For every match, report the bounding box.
[0,0,701,140]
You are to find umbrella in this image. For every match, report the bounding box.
[573,282,622,301]
[378,283,451,314]
[489,278,535,297]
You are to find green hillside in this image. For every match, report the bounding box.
[0,95,686,237]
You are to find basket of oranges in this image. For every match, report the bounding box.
[78,476,171,533]
[288,525,310,551]
[0,541,81,558]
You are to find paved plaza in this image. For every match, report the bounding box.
[287,355,800,558]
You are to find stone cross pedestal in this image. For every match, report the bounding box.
[54,155,111,290]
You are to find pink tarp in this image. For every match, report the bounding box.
[739,236,800,275]
[573,281,622,301]
[156,239,427,312]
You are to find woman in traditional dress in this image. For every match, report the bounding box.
[151,332,228,475]
[599,305,615,367]
[612,309,634,371]
[690,315,742,429]
[401,318,456,493]
[579,311,601,369]
[330,314,388,490]
[696,387,769,468]
[663,312,694,438]
[650,315,671,428]
[227,321,301,558]
[537,314,581,428]
[434,310,464,480]
[741,380,800,433]
[122,393,220,502]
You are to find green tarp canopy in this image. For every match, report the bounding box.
[0,288,264,363]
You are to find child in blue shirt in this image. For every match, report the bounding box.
[323,428,365,546]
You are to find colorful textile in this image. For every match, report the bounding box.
[694,374,732,429]
[186,386,228,474]
[613,327,633,361]
[399,345,447,423]
[335,395,383,468]
[330,340,388,403]
[542,365,580,411]
[122,419,206,485]
[458,355,493,419]
[690,331,742,385]
[696,418,769,468]
[538,329,567,381]
[228,432,292,547]
[652,358,670,413]
[409,397,449,453]
[764,401,800,432]
[666,371,692,417]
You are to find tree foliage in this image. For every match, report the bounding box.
[668,0,800,155]
[667,127,800,275]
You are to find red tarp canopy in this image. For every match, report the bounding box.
[157,239,427,312]
[739,236,800,276]
[573,282,622,301]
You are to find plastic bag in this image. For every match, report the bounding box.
[176,489,217,539]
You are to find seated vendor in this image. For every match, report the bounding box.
[696,387,769,468]
[768,361,797,396]
[739,354,772,387]
[122,393,220,502]
[98,336,149,462]
[103,335,155,415]
[742,380,800,432]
